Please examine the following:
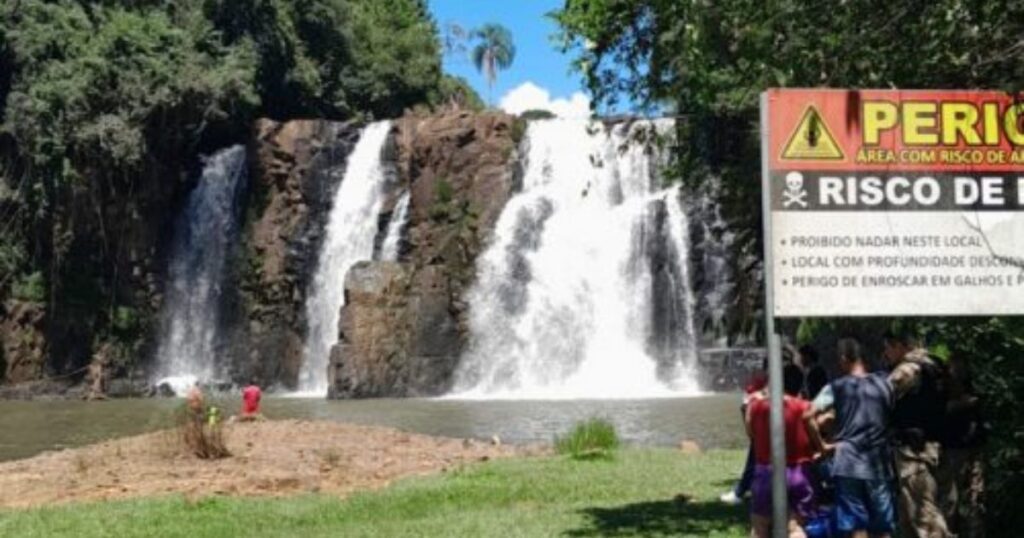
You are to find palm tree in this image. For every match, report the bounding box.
[442,21,468,60]
[470,24,516,106]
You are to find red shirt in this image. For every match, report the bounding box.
[749,395,813,465]
[242,385,261,415]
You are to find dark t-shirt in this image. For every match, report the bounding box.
[805,365,828,400]
[829,372,894,480]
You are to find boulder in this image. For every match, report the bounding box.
[678,440,702,455]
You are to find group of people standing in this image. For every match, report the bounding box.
[725,333,985,538]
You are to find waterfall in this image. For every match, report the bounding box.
[298,121,392,394]
[451,119,699,399]
[380,191,410,262]
[154,145,248,395]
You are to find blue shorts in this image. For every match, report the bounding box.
[834,477,895,534]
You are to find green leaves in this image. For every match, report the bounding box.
[2,1,259,173]
[467,22,516,102]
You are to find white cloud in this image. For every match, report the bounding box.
[499,82,591,119]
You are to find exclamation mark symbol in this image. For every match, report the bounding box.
[806,114,820,148]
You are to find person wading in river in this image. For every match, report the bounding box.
[239,379,263,421]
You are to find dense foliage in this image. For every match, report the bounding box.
[554,0,1024,527]
[0,0,443,377]
[555,0,1024,113]
[432,74,485,112]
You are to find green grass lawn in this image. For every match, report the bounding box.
[0,449,748,538]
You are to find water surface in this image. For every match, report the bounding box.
[0,394,744,462]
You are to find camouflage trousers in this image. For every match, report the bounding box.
[938,447,985,538]
[897,442,952,538]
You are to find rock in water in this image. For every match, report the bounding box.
[678,440,702,455]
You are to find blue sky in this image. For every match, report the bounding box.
[428,0,594,116]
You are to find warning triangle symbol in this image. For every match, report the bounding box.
[781,106,845,161]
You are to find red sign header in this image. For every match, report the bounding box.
[766,89,1024,172]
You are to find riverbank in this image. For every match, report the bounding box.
[0,395,745,462]
[0,446,747,537]
[0,419,540,509]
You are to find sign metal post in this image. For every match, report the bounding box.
[760,92,788,538]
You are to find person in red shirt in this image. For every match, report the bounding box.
[746,364,818,538]
[239,379,262,421]
[720,359,769,505]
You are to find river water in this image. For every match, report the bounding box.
[0,394,743,462]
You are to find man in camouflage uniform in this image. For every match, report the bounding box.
[884,332,951,538]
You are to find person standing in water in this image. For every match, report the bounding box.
[240,379,263,421]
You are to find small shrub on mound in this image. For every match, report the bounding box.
[174,398,231,460]
[555,418,619,460]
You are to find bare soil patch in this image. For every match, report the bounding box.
[0,419,543,509]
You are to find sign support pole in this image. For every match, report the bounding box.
[760,92,789,538]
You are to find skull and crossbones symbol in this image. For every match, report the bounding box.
[782,172,808,208]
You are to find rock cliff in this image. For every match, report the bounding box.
[230,119,361,388]
[0,300,46,383]
[328,112,521,397]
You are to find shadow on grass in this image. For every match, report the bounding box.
[564,497,747,537]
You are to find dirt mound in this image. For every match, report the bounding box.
[0,419,542,509]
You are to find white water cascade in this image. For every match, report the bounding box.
[154,146,248,395]
[298,121,392,394]
[380,191,410,262]
[451,119,700,399]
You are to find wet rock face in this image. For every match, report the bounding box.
[0,300,47,384]
[230,119,362,388]
[328,111,521,398]
[328,262,461,398]
[684,176,761,347]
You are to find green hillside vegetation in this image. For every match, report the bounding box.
[0,0,465,378]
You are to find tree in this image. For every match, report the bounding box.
[441,20,468,60]
[430,74,484,112]
[470,23,515,106]
[344,0,442,119]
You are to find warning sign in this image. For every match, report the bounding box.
[780,106,844,161]
[762,89,1024,317]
